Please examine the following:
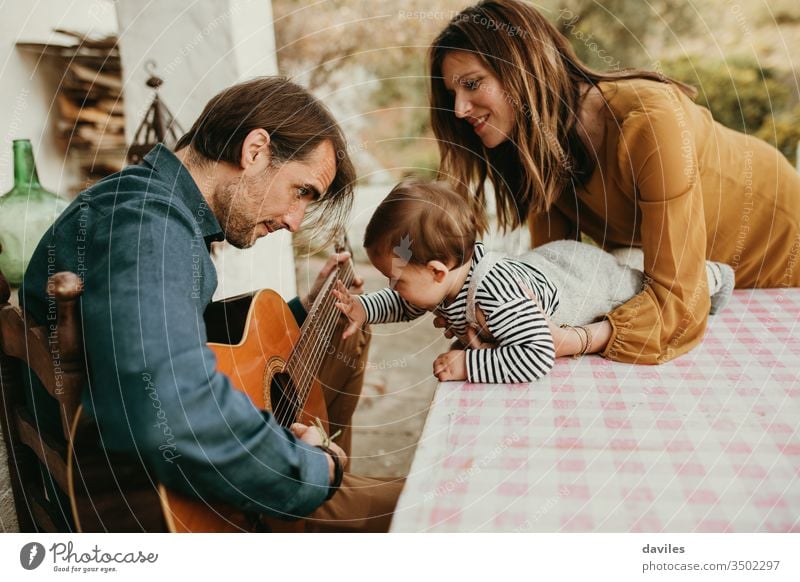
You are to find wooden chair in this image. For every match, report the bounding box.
[0,270,85,531]
[0,270,167,532]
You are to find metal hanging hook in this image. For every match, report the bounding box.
[144,59,158,76]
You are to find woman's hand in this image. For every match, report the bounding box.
[433,349,468,381]
[302,251,364,311]
[332,280,368,339]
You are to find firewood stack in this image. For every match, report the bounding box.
[17,29,127,191]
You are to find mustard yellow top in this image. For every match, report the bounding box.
[530,79,800,364]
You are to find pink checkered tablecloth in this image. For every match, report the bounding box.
[390,289,800,532]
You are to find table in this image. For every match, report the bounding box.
[390,290,800,532]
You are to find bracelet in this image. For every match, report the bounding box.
[560,324,584,358]
[560,324,593,358]
[312,416,342,449]
[316,445,343,500]
[577,325,593,356]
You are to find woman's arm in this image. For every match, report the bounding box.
[552,320,613,357]
[602,85,711,364]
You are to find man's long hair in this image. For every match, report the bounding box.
[176,76,355,249]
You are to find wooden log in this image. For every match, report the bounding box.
[69,63,122,91]
[52,28,117,50]
[76,126,126,148]
[95,98,125,115]
[57,95,124,129]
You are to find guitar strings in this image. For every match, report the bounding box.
[285,269,342,421]
[292,262,353,422]
[290,235,353,389]
[297,263,354,423]
[279,269,348,427]
[275,261,354,427]
[280,270,337,420]
[298,264,353,406]
[276,232,355,426]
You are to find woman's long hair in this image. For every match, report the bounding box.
[429,0,696,232]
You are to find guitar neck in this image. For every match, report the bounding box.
[285,256,355,406]
[301,260,354,335]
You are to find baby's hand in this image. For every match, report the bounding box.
[332,280,367,339]
[433,349,468,382]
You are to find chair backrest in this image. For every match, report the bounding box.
[1,269,173,533]
[0,270,85,532]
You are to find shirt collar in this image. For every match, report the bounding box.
[142,144,224,245]
[438,242,484,315]
[459,241,485,292]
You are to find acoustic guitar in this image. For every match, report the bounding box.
[67,246,356,532]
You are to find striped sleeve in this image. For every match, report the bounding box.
[505,257,560,316]
[356,288,427,324]
[466,263,556,383]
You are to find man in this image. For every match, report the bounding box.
[22,77,402,531]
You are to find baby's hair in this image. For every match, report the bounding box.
[364,179,478,268]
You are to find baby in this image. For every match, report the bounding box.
[334,180,734,383]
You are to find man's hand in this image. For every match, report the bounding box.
[301,251,364,311]
[332,280,368,339]
[290,423,348,483]
[433,349,468,381]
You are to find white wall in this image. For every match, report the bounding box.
[0,0,118,197]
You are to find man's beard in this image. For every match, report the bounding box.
[215,177,260,249]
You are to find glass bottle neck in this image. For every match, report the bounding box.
[12,140,42,189]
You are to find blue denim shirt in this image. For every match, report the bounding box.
[22,144,330,518]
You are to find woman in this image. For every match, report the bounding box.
[428,0,800,364]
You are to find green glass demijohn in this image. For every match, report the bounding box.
[0,139,68,285]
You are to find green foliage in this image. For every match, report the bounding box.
[663,57,790,132]
[756,0,800,26]
[663,57,798,159]
[398,148,439,180]
[543,0,699,71]
[755,105,800,162]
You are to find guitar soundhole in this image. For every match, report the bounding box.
[270,372,301,428]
